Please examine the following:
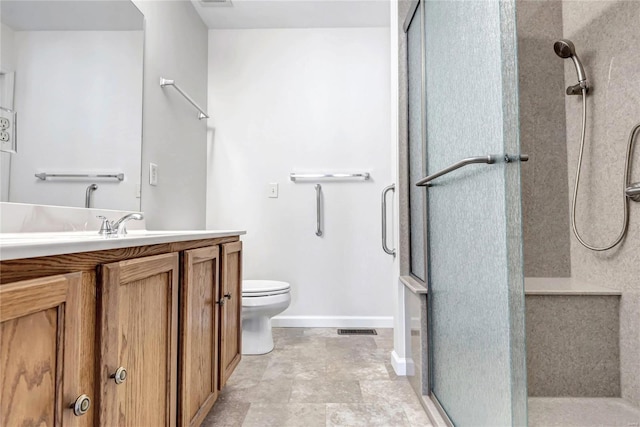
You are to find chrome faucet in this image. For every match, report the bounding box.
[97,213,144,236]
[112,213,144,235]
[85,184,98,208]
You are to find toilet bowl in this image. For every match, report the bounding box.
[242,280,291,355]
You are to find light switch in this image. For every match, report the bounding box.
[268,183,278,198]
[149,163,158,186]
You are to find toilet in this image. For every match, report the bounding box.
[242,280,291,355]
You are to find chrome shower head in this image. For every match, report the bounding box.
[554,39,588,94]
[554,39,576,59]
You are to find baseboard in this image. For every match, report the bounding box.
[391,350,415,376]
[271,315,394,328]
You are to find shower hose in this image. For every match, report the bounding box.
[571,87,640,251]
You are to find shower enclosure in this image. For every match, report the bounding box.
[404,0,527,424]
[398,0,640,425]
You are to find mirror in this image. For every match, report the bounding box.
[0,0,144,211]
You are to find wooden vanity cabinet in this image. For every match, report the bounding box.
[97,253,180,426]
[0,273,84,426]
[0,236,242,427]
[220,241,242,388]
[178,241,243,427]
[179,246,221,427]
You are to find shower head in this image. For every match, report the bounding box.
[554,39,588,89]
[554,39,576,58]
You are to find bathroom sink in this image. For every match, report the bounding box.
[0,229,246,261]
[0,230,196,244]
[0,231,106,243]
[0,230,205,243]
[125,230,208,236]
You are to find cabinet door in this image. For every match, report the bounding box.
[220,241,242,388]
[98,253,179,427]
[179,246,220,427]
[0,272,84,426]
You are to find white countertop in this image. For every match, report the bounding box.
[0,230,246,261]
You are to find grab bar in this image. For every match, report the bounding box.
[160,77,209,120]
[381,184,396,257]
[627,183,640,202]
[416,154,528,187]
[315,184,322,236]
[290,172,370,181]
[625,124,640,202]
[35,172,125,181]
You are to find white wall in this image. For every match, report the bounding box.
[390,0,410,374]
[207,28,394,326]
[7,31,142,211]
[0,23,16,72]
[0,23,16,202]
[133,0,208,230]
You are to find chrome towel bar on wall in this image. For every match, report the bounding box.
[292,173,370,237]
[159,77,209,120]
[290,172,370,181]
[35,172,125,181]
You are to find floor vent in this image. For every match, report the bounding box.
[337,328,377,336]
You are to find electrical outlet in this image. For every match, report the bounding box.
[149,163,158,186]
[0,131,9,142]
[0,118,9,130]
[268,183,278,198]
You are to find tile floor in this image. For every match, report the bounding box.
[202,328,432,427]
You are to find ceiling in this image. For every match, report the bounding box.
[1,0,143,31]
[191,0,390,29]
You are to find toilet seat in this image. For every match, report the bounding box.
[243,289,289,297]
[243,280,290,297]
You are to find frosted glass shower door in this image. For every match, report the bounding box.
[422,1,527,425]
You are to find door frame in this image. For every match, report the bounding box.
[397,0,526,424]
[398,1,451,424]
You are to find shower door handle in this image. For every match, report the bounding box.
[381,184,396,257]
[416,154,528,187]
[315,184,322,236]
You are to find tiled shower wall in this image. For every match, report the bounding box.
[517,0,572,278]
[519,0,640,406]
[562,0,640,406]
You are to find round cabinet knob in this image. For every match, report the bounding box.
[224,293,232,300]
[217,298,226,306]
[110,366,127,384]
[72,394,91,416]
